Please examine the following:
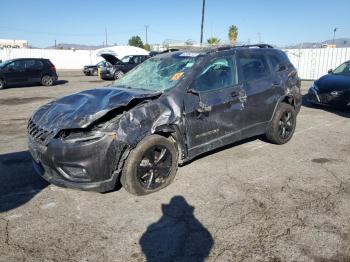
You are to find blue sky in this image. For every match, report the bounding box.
[0,0,349,47]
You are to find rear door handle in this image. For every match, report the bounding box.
[230,91,239,98]
[272,81,281,87]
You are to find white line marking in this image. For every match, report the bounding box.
[40,202,57,209]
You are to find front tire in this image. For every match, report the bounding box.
[121,135,178,195]
[113,70,124,80]
[41,75,54,86]
[0,79,5,89]
[265,103,296,145]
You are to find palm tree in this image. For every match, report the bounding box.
[207,37,221,45]
[228,25,238,45]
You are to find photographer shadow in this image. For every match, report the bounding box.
[140,196,214,262]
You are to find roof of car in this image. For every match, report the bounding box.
[154,44,277,59]
[6,58,49,61]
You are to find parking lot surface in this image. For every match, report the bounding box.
[1,71,350,262]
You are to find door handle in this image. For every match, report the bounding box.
[272,81,281,87]
[230,91,239,98]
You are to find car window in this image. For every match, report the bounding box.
[121,56,131,63]
[193,56,237,92]
[25,59,43,70]
[129,56,137,64]
[6,60,25,71]
[333,62,350,76]
[238,53,270,81]
[268,54,286,72]
[134,56,143,64]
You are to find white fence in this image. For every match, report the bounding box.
[1,47,350,79]
[284,47,350,80]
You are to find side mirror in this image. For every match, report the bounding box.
[278,65,287,71]
[187,88,199,95]
[328,69,333,74]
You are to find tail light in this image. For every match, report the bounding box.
[51,65,56,72]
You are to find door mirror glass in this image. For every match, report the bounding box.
[328,69,333,74]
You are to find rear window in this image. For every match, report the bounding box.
[238,53,270,81]
[267,51,291,72]
[25,59,44,69]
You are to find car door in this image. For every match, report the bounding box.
[237,51,276,128]
[184,54,247,157]
[24,59,43,83]
[2,60,26,84]
[127,56,140,70]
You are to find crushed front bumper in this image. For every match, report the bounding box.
[27,133,127,192]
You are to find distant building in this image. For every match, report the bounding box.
[0,39,28,48]
[321,44,336,48]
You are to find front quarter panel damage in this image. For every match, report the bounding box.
[103,94,183,148]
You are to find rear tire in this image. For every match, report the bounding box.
[41,75,54,86]
[121,135,178,195]
[265,103,296,145]
[0,79,5,89]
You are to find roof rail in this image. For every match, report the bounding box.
[203,43,274,54]
[238,44,274,49]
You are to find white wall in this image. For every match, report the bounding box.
[0,48,93,69]
[1,47,350,79]
[284,47,350,80]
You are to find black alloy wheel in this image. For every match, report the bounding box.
[137,145,173,190]
[278,111,294,139]
[265,103,297,145]
[121,135,178,195]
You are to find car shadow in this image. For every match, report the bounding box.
[54,80,69,86]
[4,80,69,89]
[302,94,350,118]
[182,136,260,166]
[0,151,48,213]
[139,196,214,261]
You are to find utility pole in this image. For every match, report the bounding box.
[105,27,108,46]
[333,27,338,45]
[200,0,205,45]
[54,40,56,49]
[145,25,149,44]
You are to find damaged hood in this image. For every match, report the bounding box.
[31,87,161,133]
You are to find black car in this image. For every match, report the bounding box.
[308,61,350,110]
[27,44,301,195]
[100,54,150,80]
[83,60,110,76]
[0,58,58,89]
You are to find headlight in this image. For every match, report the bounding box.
[310,83,319,92]
[61,130,105,143]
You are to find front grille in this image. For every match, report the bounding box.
[27,119,54,145]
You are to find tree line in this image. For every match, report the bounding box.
[128,24,238,49]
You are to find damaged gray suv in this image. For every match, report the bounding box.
[27,44,301,195]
